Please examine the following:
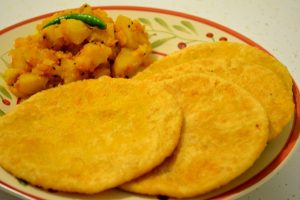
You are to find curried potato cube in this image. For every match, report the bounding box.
[4,68,24,86]
[112,44,151,77]
[14,73,48,97]
[60,19,92,45]
[42,25,65,50]
[75,43,112,72]
[115,15,150,49]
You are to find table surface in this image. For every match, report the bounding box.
[0,0,299,199]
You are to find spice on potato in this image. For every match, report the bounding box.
[5,4,152,98]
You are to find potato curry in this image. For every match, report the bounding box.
[4,4,152,98]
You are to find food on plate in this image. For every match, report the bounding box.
[122,73,269,198]
[4,4,152,98]
[0,77,183,194]
[138,41,293,93]
[43,13,107,29]
[137,59,294,140]
[0,6,295,198]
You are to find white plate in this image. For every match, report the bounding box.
[0,6,299,200]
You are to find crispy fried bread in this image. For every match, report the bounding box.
[0,77,183,194]
[122,74,269,198]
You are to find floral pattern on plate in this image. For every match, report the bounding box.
[0,6,299,200]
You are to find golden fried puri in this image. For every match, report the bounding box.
[158,59,294,140]
[138,42,292,92]
[122,74,269,198]
[0,77,182,194]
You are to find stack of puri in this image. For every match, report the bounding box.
[0,42,295,199]
[123,42,294,198]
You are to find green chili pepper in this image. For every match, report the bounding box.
[43,13,106,29]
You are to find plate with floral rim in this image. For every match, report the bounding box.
[0,6,299,200]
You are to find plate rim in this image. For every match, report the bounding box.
[0,5,299,200]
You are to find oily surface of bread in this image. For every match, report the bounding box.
[162,59,294,140]
[0,77,183,194]
[137,42,292,93]
[122,73,269,198]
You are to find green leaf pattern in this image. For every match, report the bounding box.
[0,72,14,112]
[0,51,10,68]
[172,25,190,34]
[142,17,205,48]
[151,36,176,48]
[138,18,153,29]
[0,109,5,116]
[0,85,12,100]
[154,17,172,31]
[181,20,197,34]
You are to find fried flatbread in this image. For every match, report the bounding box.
[137,42,292,92]
[122,74,269,198]
[0,77,183,194]
[157,59,294,140]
